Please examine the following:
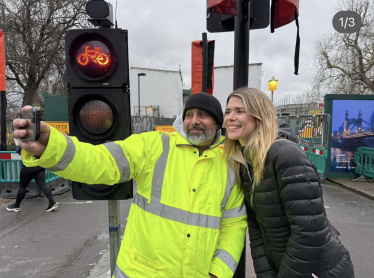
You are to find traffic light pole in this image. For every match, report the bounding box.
[233,0,250,90]
[108,200,121,275]
[233,1,250,277]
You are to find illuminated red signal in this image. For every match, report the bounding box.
[73,40,113,78]
[77,46,110,66]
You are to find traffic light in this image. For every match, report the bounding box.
[65,2,132,200]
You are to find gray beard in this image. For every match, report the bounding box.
[186,131,215,146]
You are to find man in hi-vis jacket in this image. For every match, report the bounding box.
[13,93,247,278]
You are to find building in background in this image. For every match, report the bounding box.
[276,102,321,116]
[130,64,262,118]
[183,63,262,108]
[130,67,183,118]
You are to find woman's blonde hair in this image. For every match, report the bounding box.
[223,87,278,186]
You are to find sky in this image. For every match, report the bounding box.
[108,0,340,105]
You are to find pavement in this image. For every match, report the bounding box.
[327,175,374,200]
[85,175,374,277]
[1,175,373,277]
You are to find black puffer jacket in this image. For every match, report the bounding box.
[235,120,354,278]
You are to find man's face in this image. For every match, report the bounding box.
[183,109,218,146]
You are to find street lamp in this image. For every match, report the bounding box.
[137,73,146,116]
[268,76,278,103]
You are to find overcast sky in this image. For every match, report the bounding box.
[109,0,340,105]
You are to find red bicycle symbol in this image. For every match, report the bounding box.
[77,46,110,66]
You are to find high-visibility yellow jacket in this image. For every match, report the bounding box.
[22,126,247,278]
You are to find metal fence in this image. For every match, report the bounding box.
[279,114,331,174]
[279,114,331,149]
[131,116,175,134]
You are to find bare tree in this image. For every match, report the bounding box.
[312,0,374,96]
[293,87,324,104]
[0,0,88,109]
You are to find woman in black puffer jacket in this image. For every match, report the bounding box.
[223,87,354,278]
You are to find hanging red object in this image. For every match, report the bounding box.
[191,40,215,95]
[271,0,300,75]
[207,0,237,16]
[271,0,299,30]
[0,30,6,91]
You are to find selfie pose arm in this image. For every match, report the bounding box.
[14,117,159,185]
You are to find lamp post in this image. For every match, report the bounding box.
[137,73,146,116]
[268,76,278,103]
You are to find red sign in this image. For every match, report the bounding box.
[207,0,237,16]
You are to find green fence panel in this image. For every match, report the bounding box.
[308,147,328,174]
[299,145,328,174]
[0,158,61,183]
[354,147,374,178]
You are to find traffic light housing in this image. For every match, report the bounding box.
[207,0,270,33]
[65,28,133,200]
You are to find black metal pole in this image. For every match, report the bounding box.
[0,91,6,151]
[202,32,208,93]
[233,0,250,90]
[138,76,140,117]
[233,0,250,277]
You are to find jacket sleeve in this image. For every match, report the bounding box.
[246,201,277,278]
[209,181,248,278]
[274,142,329,278]
[21,126,163,185]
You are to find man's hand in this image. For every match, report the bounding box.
[209,274,218,278]
[13,105,51,156]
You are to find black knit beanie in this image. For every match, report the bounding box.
[182,93,223,127]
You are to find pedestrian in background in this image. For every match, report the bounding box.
[6,139,58,212]
[13,93,247,278]
[223,87,354,278]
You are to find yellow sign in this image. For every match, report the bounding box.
[155,125,175,133]
[309,109,323,116]
[45,121,70,135]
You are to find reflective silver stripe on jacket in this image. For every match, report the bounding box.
[132,133,236,229]
[134,193,221,229]
[222,203,247,219]
[104,142,130,182]
[151,133,170,202]
[221,166,235,211]
[46,135,75,172]
[113,265,129,278]
[214,249,238,273]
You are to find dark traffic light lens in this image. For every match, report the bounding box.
[76,40,112,77]
[79,100,114,134]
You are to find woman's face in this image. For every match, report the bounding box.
[224,96,256,146]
